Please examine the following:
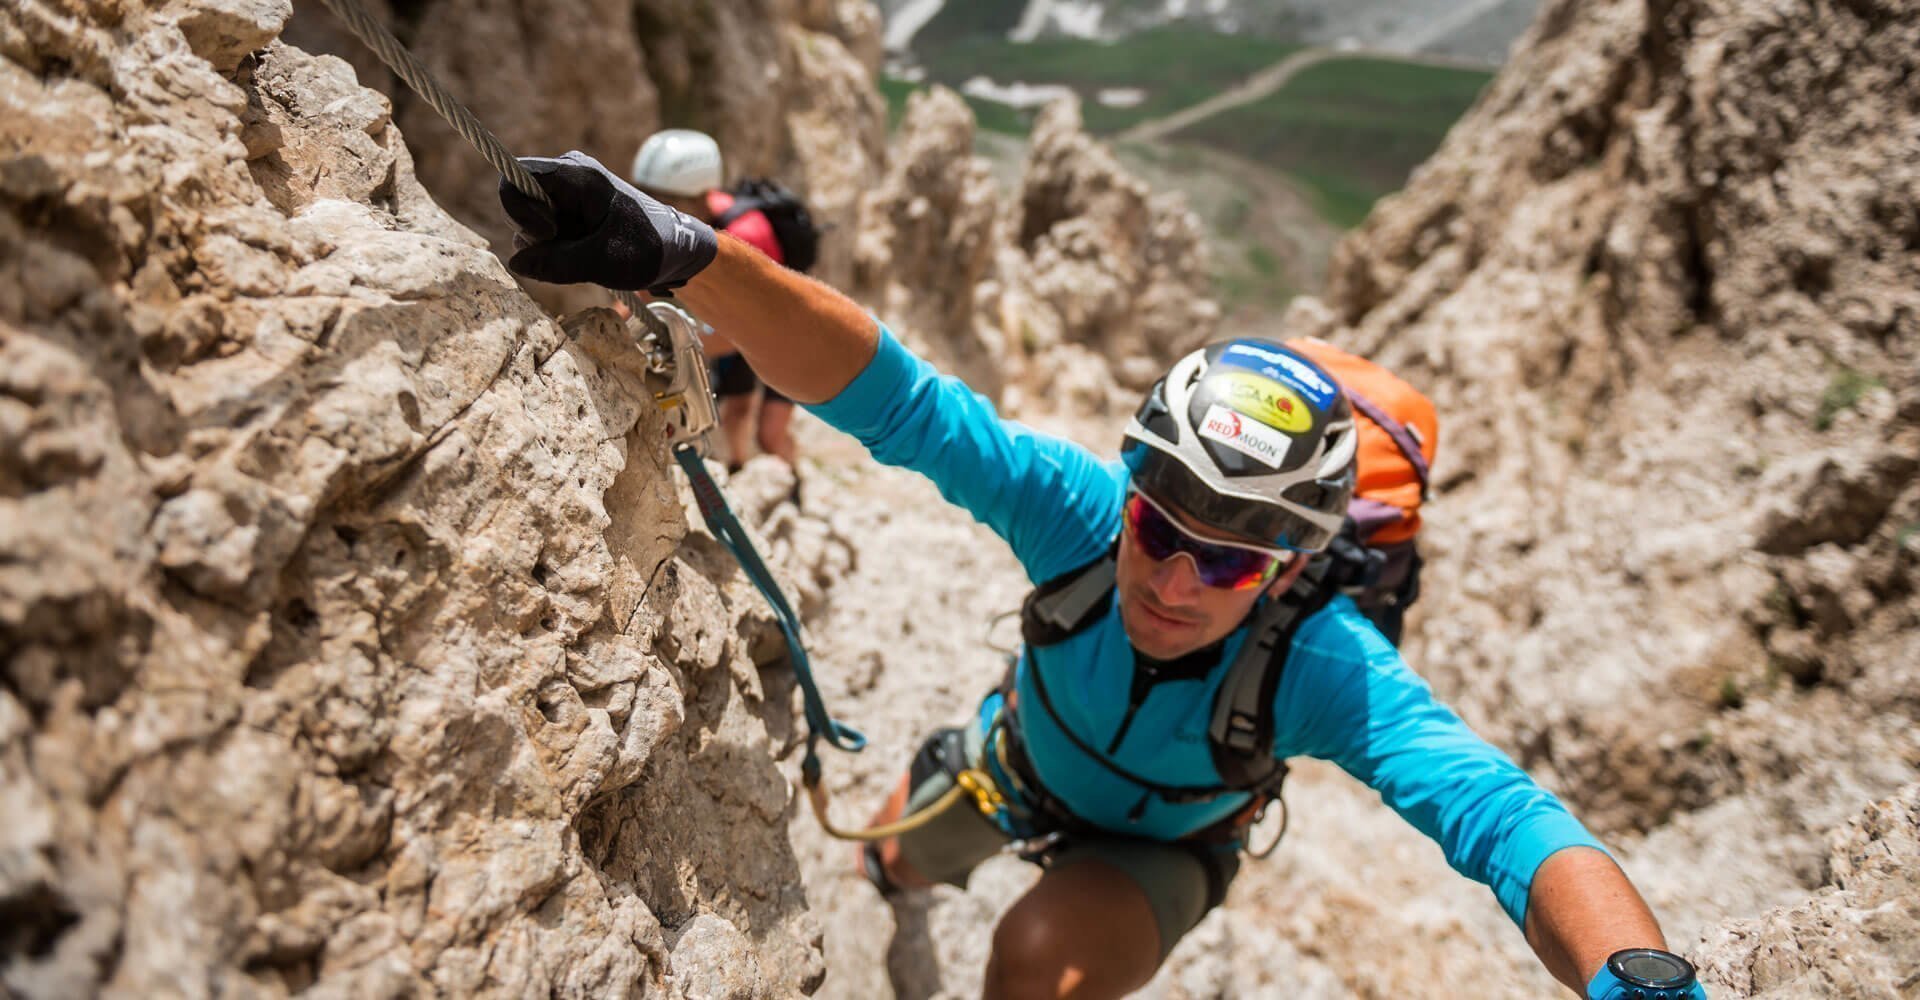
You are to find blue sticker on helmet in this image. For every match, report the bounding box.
[1218,342,1339,410]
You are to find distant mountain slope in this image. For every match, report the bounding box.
[881,0,1540,65]
[882,29,1494,232]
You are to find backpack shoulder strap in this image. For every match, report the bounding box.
[714,198,761,229]
[714,178,771,228]
[1208,565,1338,791]
[1020,548,1117,646]
[1019,545,1339,800]
[1344,386,1431,498]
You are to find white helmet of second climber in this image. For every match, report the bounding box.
[629,129,723,198]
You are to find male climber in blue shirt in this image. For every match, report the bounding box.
[498,153,1708,1000]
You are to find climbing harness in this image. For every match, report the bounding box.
[314,0,880,827]
[1011,546,1347,854]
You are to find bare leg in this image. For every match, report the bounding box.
[982,861,1163,1000]
[719,391,755,470]
[757,396,798,467]
[859,773,938,891]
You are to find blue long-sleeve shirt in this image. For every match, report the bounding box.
[808,324,1603,928]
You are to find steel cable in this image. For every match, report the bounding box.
[316,0,541,204]
[315,0,869,823]
[314,0,644,314]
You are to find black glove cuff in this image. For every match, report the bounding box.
[645,232,719,296]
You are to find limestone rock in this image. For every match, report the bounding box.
[168,0,290,73]
[281,0,885,301]
[1273,0,1920,981]
[854,92,1218,417]
[1,3,845,995]
[1693,785,1920,998]
[852,87,1007,395]
[779,19,889,287]
[1003,99,1218,398]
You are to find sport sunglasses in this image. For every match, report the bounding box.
[1122,490,1297,591]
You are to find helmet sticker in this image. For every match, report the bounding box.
[1215,371,1313,433]
[1199,403,1293,469]
[1219,342,1339,410]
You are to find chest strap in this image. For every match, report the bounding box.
[1021,550,1119,646]
[1015,549,1338,806]
[1207,566,1333,791]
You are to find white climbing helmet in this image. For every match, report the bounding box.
[1121,338,1358,552]
[629,129,723,198]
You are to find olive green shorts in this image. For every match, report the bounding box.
[893,725,1241,960]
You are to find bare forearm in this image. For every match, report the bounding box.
[672,234,878,404]
[700,327,737,357]
[1524,847,1667,995]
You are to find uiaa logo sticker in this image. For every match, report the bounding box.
[1215,372,1313,433]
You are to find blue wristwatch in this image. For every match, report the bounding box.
[1587,948,1704,999]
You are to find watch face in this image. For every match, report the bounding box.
[1609,949,1695,987]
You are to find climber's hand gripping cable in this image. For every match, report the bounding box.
[496,153,869,768]
[498,151,717,294]
[498,154,877,406]
[316,0,882,840]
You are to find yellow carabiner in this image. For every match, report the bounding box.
[806,765,1007,843]
[955,768,1007,819]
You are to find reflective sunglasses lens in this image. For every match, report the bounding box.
[1125,493,1282,590]
[1195,546,1279,590]
[1124,493,1183,562]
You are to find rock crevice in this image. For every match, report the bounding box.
[2,5,841,996]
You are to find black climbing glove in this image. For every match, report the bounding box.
[498,151,718,293]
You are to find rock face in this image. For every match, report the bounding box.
[8,0,1918,994]
[850,87,1004,394]
[1280,0,1920,985]
[282,0,886,296]
[1,3,844,996]
[855,90,1219,417]
[1694,784,1920,998]
[1008,100,1220,395]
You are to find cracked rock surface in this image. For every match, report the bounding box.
[1262,0,1920,992]
[5,0,1919,996]
[2,3,846,996]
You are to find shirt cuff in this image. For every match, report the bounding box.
[804,322,916,435]
[1491,811,1609,928]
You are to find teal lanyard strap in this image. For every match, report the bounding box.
[315,0,857,776]
[672,447,866,774]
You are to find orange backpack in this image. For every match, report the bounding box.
[1286,338,1439,641]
